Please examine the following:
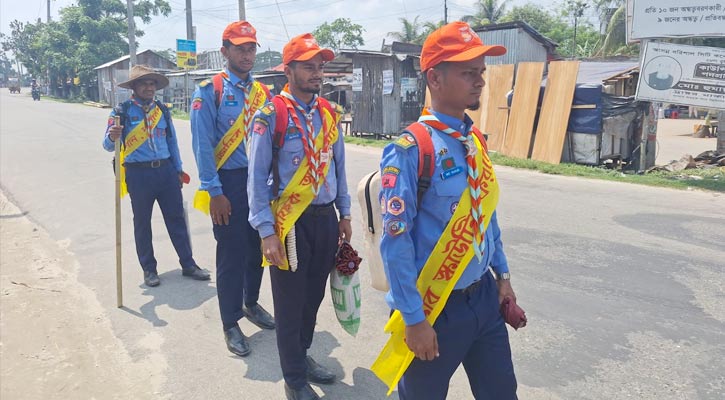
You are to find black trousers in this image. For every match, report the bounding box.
[270,204,338,389]
[213,168,264,325]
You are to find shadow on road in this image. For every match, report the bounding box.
[118,270,217,326]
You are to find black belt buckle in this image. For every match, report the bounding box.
[150,160,161,168]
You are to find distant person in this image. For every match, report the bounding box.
[189,21,275,359]
[375,22,521,399]
[103,65,210,287]
[247,33,352,400]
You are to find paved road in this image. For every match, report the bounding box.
[1,90,723,399]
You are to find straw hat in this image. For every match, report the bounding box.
[117,65,169,90]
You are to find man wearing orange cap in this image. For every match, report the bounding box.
[375,22,520,399]
[247,33,351,400]
[190,21,275,358]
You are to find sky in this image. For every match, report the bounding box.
[1,0,592,56]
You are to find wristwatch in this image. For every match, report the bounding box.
[341,215,352,221]
[496,272,511,281]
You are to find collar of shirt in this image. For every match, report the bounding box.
[289,92,317,113]
[224,68,252,88]
[130,95,155,110]
[429,108,474,135]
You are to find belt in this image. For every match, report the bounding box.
[452,279,482,295]
[124,158,170,168]
[303,201,335,216]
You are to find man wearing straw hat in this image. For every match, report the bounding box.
[103,65,210,287]
[248,33,351,400]
[190,21,275,358]
[372,22,521,399]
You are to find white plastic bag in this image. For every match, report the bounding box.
[329,269,361,336]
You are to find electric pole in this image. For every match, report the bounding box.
[239,0,246,20]
[126,0,137,67]
[186,0,194,40]
[47,0,51,22]
[444,0,448,24]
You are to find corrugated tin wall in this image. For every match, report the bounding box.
[351,55,422,136]
[478,28,547,65]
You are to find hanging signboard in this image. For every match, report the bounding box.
[401,77,418,104]
[382,70,394,95]
[176,39,197,69]
[629,0,725,39]
[635,41,725,109]
[352,68,363,92]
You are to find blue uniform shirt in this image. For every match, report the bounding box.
[247,94,351,239]
[379,109,509,326]
[190,69,257,197]
[102,97,182,172]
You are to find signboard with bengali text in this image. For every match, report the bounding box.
[176,39,197,69]
[629,0,725,39]
[635,41,725,109]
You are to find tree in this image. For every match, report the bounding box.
[462,0,509,27]
[312,18,365,52]
[253,50,282,72]
[1,0,171,99]
[388,16,427,45]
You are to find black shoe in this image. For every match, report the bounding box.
[182,266,211,281]
[243,303,276,330]
[305,356,335,384]
[223,325,250,357]
[284,383,320,400]
[144,271,160,287]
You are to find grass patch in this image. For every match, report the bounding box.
[344,136,725,192]
[171,108,190,121]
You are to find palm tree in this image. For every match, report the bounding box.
[388,16,427,45]
[462,0,509,27]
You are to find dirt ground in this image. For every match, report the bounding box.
[0,192,164,400]
[655,118,718,165]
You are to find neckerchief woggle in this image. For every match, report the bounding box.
[370,108,500,395]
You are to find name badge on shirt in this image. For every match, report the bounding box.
[224,100,239,107]
[285,132,301,140]
[441,166,464,180]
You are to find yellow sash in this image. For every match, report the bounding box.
[261,107,338,270]
[371,134,500,395]
[118,105,164,197]
[193,81,269,214]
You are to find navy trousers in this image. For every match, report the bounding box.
[213,168,264,325]
[270,204,338,389]
[125,162,196,273]
[398,272,518,400]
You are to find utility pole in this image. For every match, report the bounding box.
[126,0,137,67]
[186,0,194,40]
[47,0,51,22]
[444,0,448,24]
[239,0,246,20]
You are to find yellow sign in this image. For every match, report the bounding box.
[176,39,197,69]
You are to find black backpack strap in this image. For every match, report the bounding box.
[364,171,379,234]
[155,100,173,137]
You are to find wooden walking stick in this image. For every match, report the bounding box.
[114,116,123,308]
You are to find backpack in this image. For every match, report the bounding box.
[268,95,339,196]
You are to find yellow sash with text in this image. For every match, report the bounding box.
[370,134,500,395]
[261,107,339,270]
[193,81,269,214]
[118,105,163,197]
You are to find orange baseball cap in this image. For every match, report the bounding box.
[222,21,258,45]
[420,21,506,71]
[283,33,335,65]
